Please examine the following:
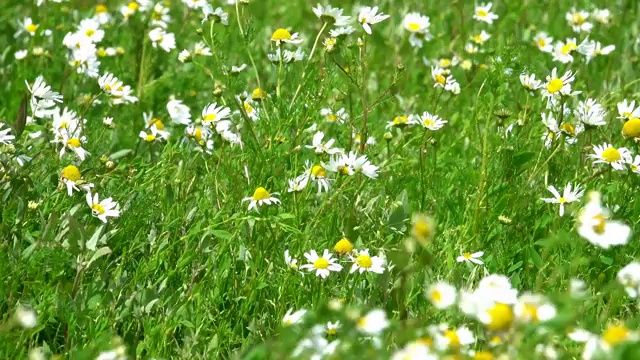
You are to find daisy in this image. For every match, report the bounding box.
[540,182,584,216]
[299,249,343,278]
[305,163,333,193]
[416,111,448,131]
[513,293,557,323]
[628,155,640,174]
[60,135,90,161]
[182,0,207,9]
[357,309,388,335]
[270,28,303,46]
[426,282,457,309]
[329,26,355,38]
[305,131,343,155]
[242,187,281,212]
[386,115,412,129]
[312,4,350,26]
[202,5,228,25]
[617,262,640,298]
[60,165,93,196]
[349,249,385,274]
[432,325,476,351]
[25,76,63,117]
[575,98,607,127]
[584,41,615,63]
[552,38,579,63]
[78,18,104,43]
[282,308,307,326]
[617,99,640,121]
[402,12,432,48]
[0,123,15,145]
[519,73,542,91]
[193,42,212,57]
[93,4,112,25]
[320,107,349,123]
[471,30,491,44]
[178,49,191,63]
[167,99,192,125]
[16,17,38,37]
[542,68,580,100]
[86,192,120,223]
[231,64,248,73]
[577,192,631,249]
[347,151,379,179]
[287,175,308,192]
[566,8,592,33]
[333,238,353,255]
[473,3,499,24]
[148,28,176,52]
[14,305,37,329]
[534,32,553,52]
[151,3,171,27]
[592,8,611,24]
[357,6,390,35]
[457,251,484,265]
[98,73,124,95]
[139,126,161,142]
[284,249,299,270]
[589,143,632,170]
[201,103,231,125]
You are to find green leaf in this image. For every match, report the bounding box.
[86,247,112,268]
[507,261,523,273]
[529,247,543,269]
[210,229,232,239]
[109,149,133,160]
[600,256,613,265]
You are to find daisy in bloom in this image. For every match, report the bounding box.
[60,165,93,196]
[431,325,476,352]
[320,108,348,124]
[576,98,607,127]
[540,182,584,216]
[473,3,499,24]
[238,97,260,121]
[540,111,580,149]
[287,175,308,192]
[178,50,192,63]
[201,103,231,126]
[284,249,299,271]
[617,99,640,121]
[570,324,638,360]
[513,293,557,324]
[231,64,247,73]
[312,4,350,26]
[86,192,120,223]
[202,5,228,25]
[267,47,305,63]
[93,4,112,25]
[242,187,280,212]
[16,17,38,37]
[139,126,162,143]
[51,107,84,142]
[299,249,343,278]
[577,191,631,249]
[349,249,385,274]
[305,131,343,155]
[329,26,355,38]
[357,6,390,35]
[0,123,15,145]
[149,28,176,52]
[426,282,457,309]
[415,111,448,131]
[326,321,340,335]
[456,251,484,265]
[471,30,491,45]
[270,28,303,46]
[346,151,379,179]
[551,38,579,63]
[193,42,212,57]
[167,99,192,125]
[77,18,104,43]
[60,135,90,162]
[150,3,171,27]
[519,73,542,91]
[629,155,640,174]
[583,41,615,63]
[431,66,460,94]
[401,12,432,48]
[410,213,436,246]
[25,76,63,118]
[592,8,611,24]
[617,261,640,298]
[534,32,553,52]
[356,309,388,335]
[589,142,632,170]
[282,308,306,326]
[566,8,592,33]
[303,162,333,194]
[542,68,580,100]
[386,115,412,129]
[182,0,207,9]
[98,73,124,95]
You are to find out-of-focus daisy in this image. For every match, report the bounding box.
[577,191,631,249]
[471,30,491,44]
[93,4,112,25]
[242,187,280,212]
[167,99,192,125]
[534,32,553,52]
[629,155,640,174]
[520,73,542,91]
[60,165,93,196]
[14,305,37,329]
[282,308,306,326]
[432,325,476,351]
[16,17,38,37]
[540,182,584,216]
[357,6,390,35]
[329,26,355,38]
[456,251,484,265]
[320,107,348,124]
[571,324,638,360]
[576,98,607,127]
[139,126,161,143]
[584,41,615,63]
[401,12,432,48]
[149,27,176,52]
[312,4,350,26]
[410,213,436,246]
[589,142,632,170]
[592,8,611,25]
[566,8,593,33]
[431,66,460,94]
[182,0,207,9]
[270,28,303,46]
[349,249,385,274]
[617,99,640,121]
[386,115,412,129]
[473,3,499,24]
[415,111,448,131]
[284,249,299,270]
[305,131,343,155]
[391,342,434,360]
[231,64,248,73]
[0,123,15,145]
[357,309,388,335]
[25,76,63,117]
[426,282,457,309]
[267,47,305,63]
[86,192,120,223]
[178,49,191,63]
[202,5,228,25]
[513,293,557,324]
[617,262,640,298]
[299,249,343,278]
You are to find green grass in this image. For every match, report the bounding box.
[1,0,640,359]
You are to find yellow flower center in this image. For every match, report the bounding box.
[97,48,107,57]
[572,13,585,25]
[203,114,217,122]
[592,214,607,234]
[522,303,539,322]
[311,165,326,178]
[413,219,433,240]
[193,128,202,141]
[313,257,329,269]
[356,254,373,268]
[547,78,563,93]
[429,289,442,303]
[61,165,81,182]
[327,114,337,122]
[537,38,546,47]
[602,325,629,347]
[423,119,435,128]
[327,327,337,335]
[333,238,353,255]
[416,337,433,347]
[357,316,367,328]
[244,102,254,114]
[145,134,156,142]
[251,88,266,101]
[66,138,81,148]
[252,187,270,201]
[474,351,494,360]
[338,165,350,175]
[435,74,446,85]
[444,330,460,348]
[440,59,452,68]
[463,252,472,259]
[476,9,488,17]
[148,118,164,130]
[486,303,514,331]
[561,43,577,55]
[560,123,575,135]
[602,147,621,162]
[96,4,108,13]
[558,197,567,203]
[91,203,105,215]
[472,34,484,43]
[622,118,640,138]
[59,121,69,129]
[271,28,292,41]
[490,336,502,345]
[393,116,409,126]
[407,22,421,32]
[85,29,95,37]
[26,23,38,33]
[128,2,140,10]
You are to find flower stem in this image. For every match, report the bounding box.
[288,22,328,109]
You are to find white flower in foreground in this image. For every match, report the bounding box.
[357,6,390,35]
[577,191,631,249]
[617,262,640,298]
[426,282,457,309]
[282,308,307,326]
[349,249,385,274]
[617,99,640,121]
[305,131,343,155]
[300,249,343,278]
[543,68,580,99]
[540,182,584,216]
[432,325,476,351]
[473,3,499,24]
[241,187,280,212]
[86,192,120,223]
[167,99,192,125]
[357,309,388,335]
[566,8,592,33]
[148,27,175,52]
[589,143,632,170]
[15,305,37,329]
[456,251,485,265]
[534,32,553,52]
[25,76,63,117]
[576,98,607,127]
[201,102,231,125]
[416,111,448,131]
[60,165,93,196]
[513,293,557,324]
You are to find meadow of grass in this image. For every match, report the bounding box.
[1,0,640,359]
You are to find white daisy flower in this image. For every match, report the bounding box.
[241,187,281,212]
[305,131,343,155]
[284,249,299,271]
[202,5,228,25]
[356,309,388,335]
[349,249,385,274]
[534,32,553,53]
[86,192,120,223]
[577,192,631,249]
[299,249,343,278]
[589,143,632,170]
[357,6,390,35]
[617,99,640,121]
[201,102,231,126]
[617,261,640,298]
[426,282,457,309]
[540,183,584,216]
[0,123,15,145]
[576,98,607,127]
[566,8,593,33]
[282,308,306,326]
[520,73,542,91]
[312,4,350,26]
[473,3,499,24]
[415,111,448,131]
[167,99,192,125]
[456,251,485,265]
[149,27,176,52]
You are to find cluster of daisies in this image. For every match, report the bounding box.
[533,7,614,64]
[385,111,448,132]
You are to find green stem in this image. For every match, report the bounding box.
[359,37,368,153]
[288,22,328,109]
